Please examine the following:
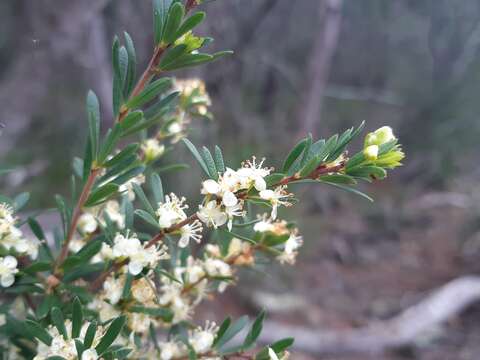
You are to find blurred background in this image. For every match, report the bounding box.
[3,0,480,359]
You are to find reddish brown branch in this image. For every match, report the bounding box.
[55,168,101,273]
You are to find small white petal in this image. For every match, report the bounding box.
[128,261,143,275]
[1,274,14,287]
[222,191,238,207]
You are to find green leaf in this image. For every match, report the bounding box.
[118,46,129,87]
[55,195,71,236]
[175,12,205,40]
[161,53,213,71]
[161,2,185,44]
[75,339,85,359]
[255,338,294,360]
[121,274,134,300]
[132,183,156,217]
[23,261,51,274]
[156,164,190,174]
[243,310,266,350]
[150,173,164,203]
[76,239,103,262]
[61,256,82,271]
[214,146,226,174]
[84,321,98,349]
[95,316,126,355]
[103,143,140,168]
[282,137,308,173]
[319,181,374,202]
[220,228,256,245]
[213,317,231,347]
[135,209,161,229]
[182,138,209,176]
[201,146,218,180]
[83,138,93,181]
[346,166,387,180]
[86,90,101,160]
[84,184,119,207]
[299,154,321,178]
[125,78,172,110]
[113,72,124,118]
[128,306,174,322]
[153,0,173,44]
[317,174,357,185]
[124,32,137,97]
[98,125,122,164]
[51,307,68,339]
[122,196,134,229]
[25,320,53,346]
[216,316,249,350]
[119,111,143,133]
[111,165,146,188]
[72,297,83,338]
[211,50,234,61]
[159,44,189,69]
[13,192,30,211]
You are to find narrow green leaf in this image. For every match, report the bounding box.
[135,209,161,229]
[98,125,122,164]
[95,316,127,355]
[123,32,137,97]
[182,138,209,176]
[25,320,53,345]
[216,316,249,350]
[159,44,188,69]
[132,183,156,217]
[201,146,218,180]
[86,90,101,160]
[51,307,68,339]
[175,12,205,40]
[119,111,143,133]
[153,0,173,44]
[84,184,119,207]
[84,321,97,349]
[243,310,266,349]
[214,146,226,174]
[13,192,30,211]
[319,181,374,202]
[161,53,213,71]
[162,2,184,44]
[213,317,231,347]
[72,297,83,338]
[125,78,172,110]
[282,137,308,173]
[150,173,164,203]
[103,143,140,168]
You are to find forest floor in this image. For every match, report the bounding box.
[199,187,480,359]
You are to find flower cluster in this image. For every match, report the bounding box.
[106,233,169,275]
[198,157,289,229]
[0,203,38,261]
[157,321,219,360]
[34,320,105,360]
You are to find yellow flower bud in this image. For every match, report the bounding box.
[363,145,379,161]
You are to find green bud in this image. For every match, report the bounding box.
[363,145,379,161]
[364,126,396,147]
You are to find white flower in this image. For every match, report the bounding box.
[179,220,203,248]
[189,321,218,354]
[201,179,221,195]
[236,157,270,191]
[131,277,157,304]
[81,349,98,360]
[0,256,18,287]
[103,275,125,305]
[77,213,98,234]
[111,233,168,275]
[259,186,292,220]
[141,138,165,162]
[224,202,245,231]
[158,341,186,360]
[128,312,155,334]
[197,201,227,228]
[203,258,231,278]
[222,191,238,207]
[284,232,303,255]
[156,193,188,229]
